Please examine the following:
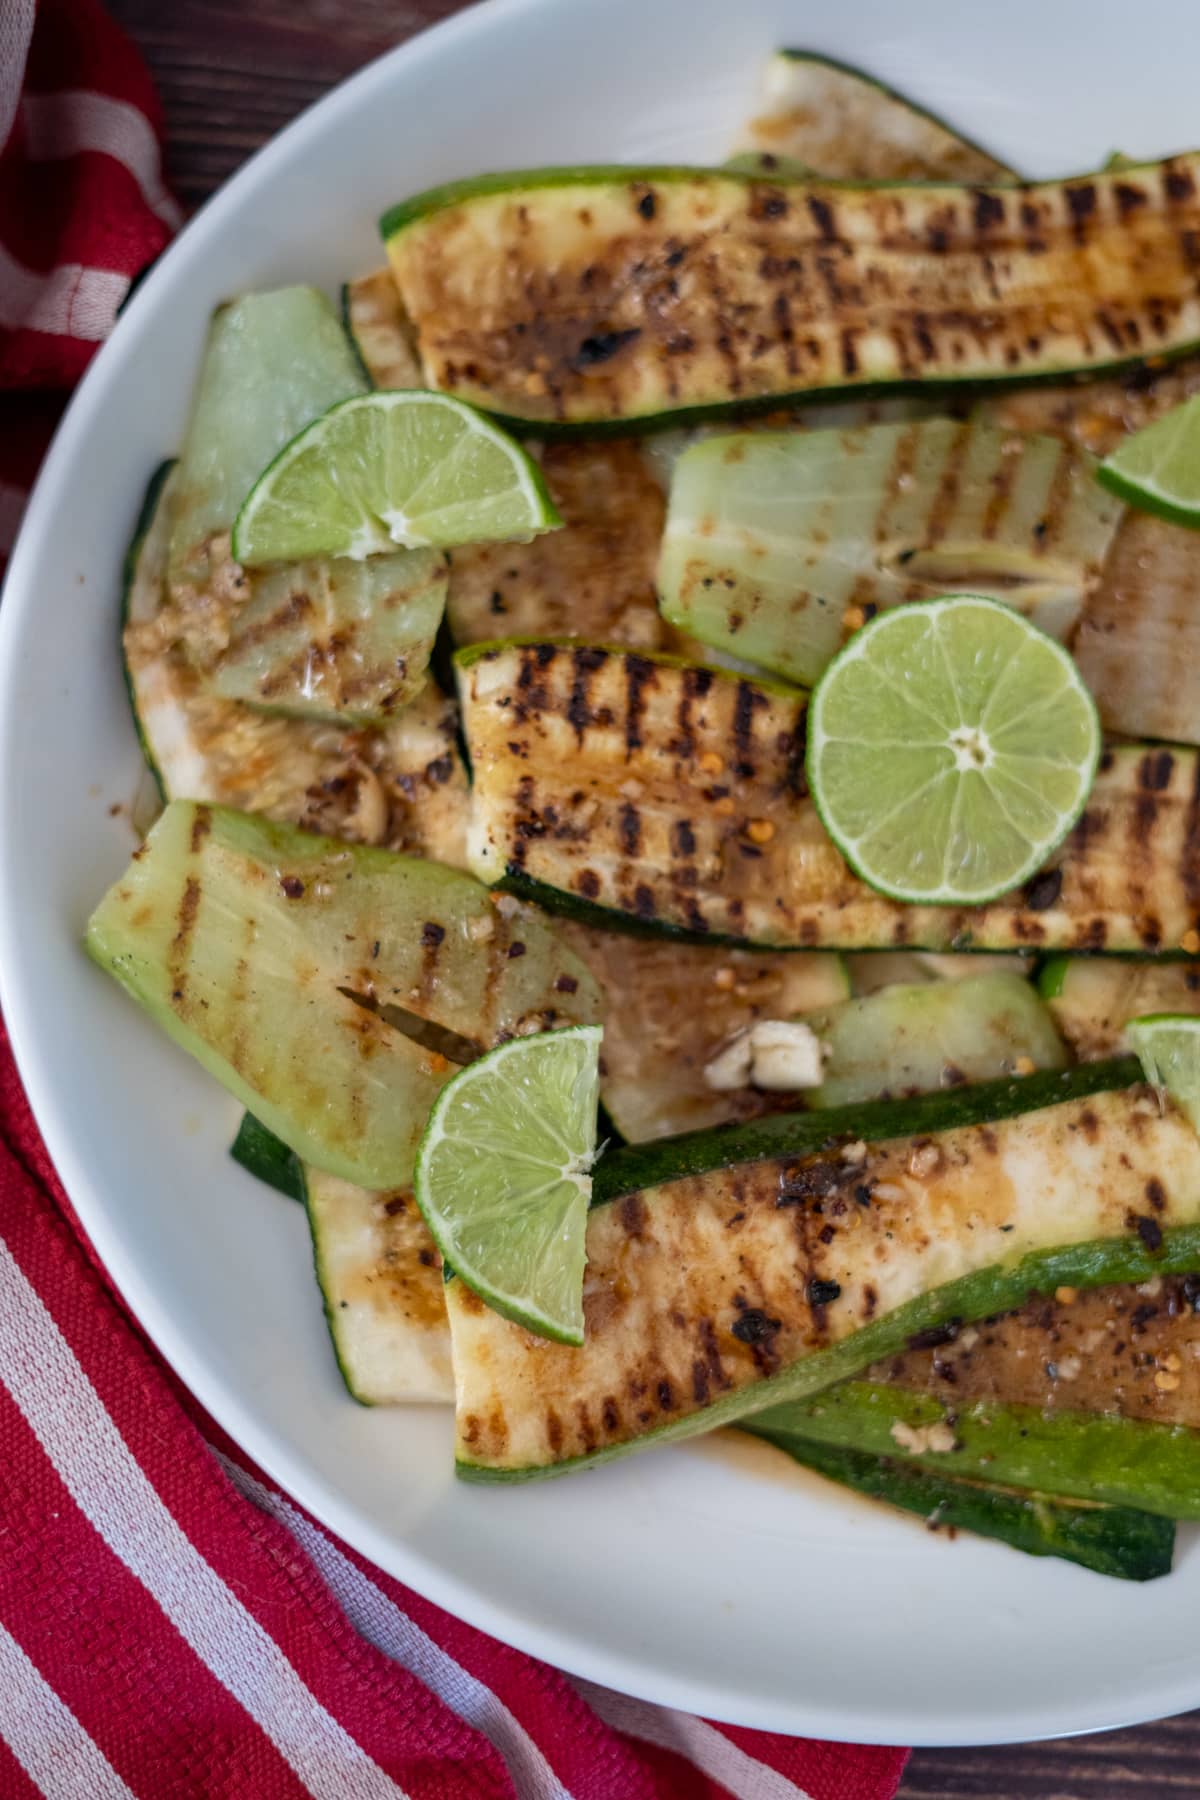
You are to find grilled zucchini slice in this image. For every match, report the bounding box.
[658,419,1122,686]
[168,286,366,589]
[447,1069,1200,1478]
[746,1435,1174,1581]
[457,640,1200,953]
[342,270,423,388]
[872,1272,1200,1430]
[733,50,1015,184]
[1040,956,1200,1059]
[87,801,601,1189]
[757,1383,1200,1525]
[560,925,847,1140]
[305,1172,453,1404]
[975,355,1200,459]
[447,439,675,650]
[162,286,445,726]
[123,463,471,863]
[1072,511,1200,747]
[382,154,1200,429]
[801,972,1066,1109]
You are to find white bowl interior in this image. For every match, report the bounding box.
[3,0,1200,1744]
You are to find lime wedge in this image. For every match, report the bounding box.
[1097,394,1200,528]
[232,390,561,566]
[1127,1015,1200,1134]
[414,1024,602,1344]
[806,595,1100,906]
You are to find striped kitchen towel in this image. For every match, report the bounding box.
[0,3,910,1794]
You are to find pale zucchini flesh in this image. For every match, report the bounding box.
[1041,957,1200,1061]
[382,155,1200,428]
[457,641,1200,953]
[448,1082,1200,1477]
[342,270,424,389]
[305,1170,453,1404]
[145,539,449,727]
[161,286,445,727]
[560,924,847,1140]
[802,972,1067,1109]
[845,950,1035,994]
[86,801,601,1189]
[169,286,365,591]
[447,439,677,651]
[658,419,1122,686]
[123,463,472,863]
[734,50,1015,184]
[1072,510,1200,747]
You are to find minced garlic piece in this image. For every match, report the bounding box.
[748,1020,825,1091]
[702,1020,826,1093]
[890,1419,957,1456]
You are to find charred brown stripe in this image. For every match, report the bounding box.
[1184,754,1200,914]
[568,644,606,736]
[624,654,656,752]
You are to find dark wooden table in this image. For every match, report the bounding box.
[104,3,1200,1792]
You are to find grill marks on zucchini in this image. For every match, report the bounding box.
[383,155,1200,427]
[123,463,472,863]
[447,1083,1200,1476]
[872,1275,1200,1428]
[658,419,1122,685]
[447,440,678,650]
[457,641,1200,953]
[86,801,601,1189]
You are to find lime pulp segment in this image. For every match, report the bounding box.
[1127,1015,1200,1135]
[806,595,1100,906]
[414,1024,602,1345]
[1097,394,1200,529]
[232,390,562,566]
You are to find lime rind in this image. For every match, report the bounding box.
[414,1024,602,1345]
[1127,1014,1200,1135]
[806,595,1100,906]
[1097,395,1200,531]
[232,389,562,567]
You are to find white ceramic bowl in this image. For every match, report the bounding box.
[3,0,1198,1745]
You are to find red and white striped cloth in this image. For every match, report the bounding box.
[0,6,910,1794]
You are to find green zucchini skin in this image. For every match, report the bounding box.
[121,459,177,801]
[735,50,1016,184]
[591,1056,1140,1201]
[743,1433,1174,1581]
[458,640,1200,954]
[382,155,1200,430]
[230,1113,307,1203]
[450,1077,1200,1481]
[750,1380,1200,1521]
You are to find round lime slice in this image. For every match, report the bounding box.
[806,594,1100,906]
[1097,393,1200,529]
[414,1024,602,1345]
[1127,1014,1200,1135]
[232,390,561,566]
